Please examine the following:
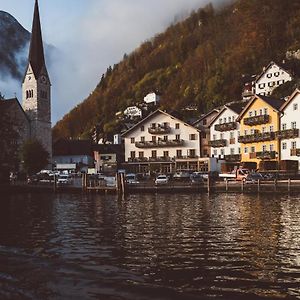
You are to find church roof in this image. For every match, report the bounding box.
[28,0,45,78]
[0,98,30,122]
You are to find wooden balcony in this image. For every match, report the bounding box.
[290,148,300,157]
[244,114,270,126]
[276,129,299,140]
[224,154,241,162]
[214,122,237,132]
[135,139,184,148]
[238,132,275,144]
[208,139,227,148]
[148,124,171,134]
[255,151,277,160]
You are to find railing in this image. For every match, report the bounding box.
[238,132,275,144]
[255,151,277,160]
[148,125,171,134]
[135,139,184,148]
[290,148,300,157]
[244,114,270,126]
[224,154,241,162]
[214,122,237,132]
[276,129,299,139]
[208,139,227,148]
[148,156,173,162]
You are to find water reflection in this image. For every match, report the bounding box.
[0,192,299,299]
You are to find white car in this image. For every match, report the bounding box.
[155,174,169,185]
[57,174,72,185]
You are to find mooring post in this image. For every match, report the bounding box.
[274,178,277,192]
[288,178,291,193]
[225,178,228,192]
[257,179,260,193]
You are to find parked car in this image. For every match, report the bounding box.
[57,174,72,185]
[125,173,139,184]
[155,174,169,185]
[244,172,264,184]
[190,173,204,185]
[173,171,191,180]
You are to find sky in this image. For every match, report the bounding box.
[0,0,227,124]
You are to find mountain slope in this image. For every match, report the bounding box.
[0,11,30,79]
[53,0,300,140]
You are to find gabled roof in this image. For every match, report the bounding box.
[255,61,293,83]
[0,98,30,122]
[208,100,250,128]
[193,109,219,126]
[27,0,45,79]
[280,88,300,111]
[121,109,200,137]
[237,95,286,121]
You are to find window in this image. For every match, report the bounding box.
[270,144,274,151]
[228,117,232,122]
[238,147,241,154]
[141,125,144,131]
[270,126,274,132]
[220,149,225,156]
[219,118,223,124]
[282,123,287,130]
[244,129,248,135]
[130,151,135,159]
[224,117,227,123]
[175,123,180,129]
[163,151,169,157]
[230,148,235,155]
[232,116,235,122]
[282,142,287,150]
[141,136,145,142]
[202,132,207,139]
[250,129,255,135]
[230,132,234,139]
[189,149,196,157]
[262,145,267,152]
[203,119,207,126]
[249,111,253,117]
[190,134,196,140]
[274,72,279,77]
[259,109,263,115]
[250,146,255,153]
[267,73,272,78]
[152,136,156,142]
[291,122,297,129]
[220,133,224,140]
[213,134,216,141]
[293,103,298,111]
[175,134,180,140]
[291,141,297,149]
[130,138,135,144]
[262,127,266,133]
[151,150,157,158]
[264,108,268,115]
[244,147,248,154]
[213,150,218,156]
[176,150,182,158]
[163,136,168,141]
[139,152,144,158]
[254,110,257,116]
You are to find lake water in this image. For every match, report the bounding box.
[0,192,299,300]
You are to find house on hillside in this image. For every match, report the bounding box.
[52,139,94,173]
[209,101,249,170]
[124,106,142,119]
[237,95,286,171]
[255,61,293,96]
[279,89,300,170]
[144,92,160,106]
[193,109,219,157]
[121,109,205,174]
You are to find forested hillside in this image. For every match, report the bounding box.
[53,0,300,140]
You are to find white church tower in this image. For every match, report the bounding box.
[22,0,52,159]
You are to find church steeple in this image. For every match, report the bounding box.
[28,0,45,79]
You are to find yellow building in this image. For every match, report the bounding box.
[237,95,285,170]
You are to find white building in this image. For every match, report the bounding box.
[255,61,293,96]
[124,106,142,119]
[144,92,160,105]
[209,101,248,164]
[279,89,300,170]
[121,110,203,174]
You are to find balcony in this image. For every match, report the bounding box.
[255,151,277,160]
[148,156,173,162]
[215,122,237,132]
[291,148,300,157]
[208,139,227,148]
[276,129,299,140]
[244,114,270,126]
[135,139,184,148]
[148,124,171,134]
[128,157,149,163]
[238,132,275,144]
[224,154,241,162]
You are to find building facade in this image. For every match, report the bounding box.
[279,89,300,169]
[22,0,52,158]
[255,61,292,96]
[122,110,201,174]
[237,95,285,170]
[209,103,246,164]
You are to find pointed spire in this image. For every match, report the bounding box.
[28,0,45,78]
